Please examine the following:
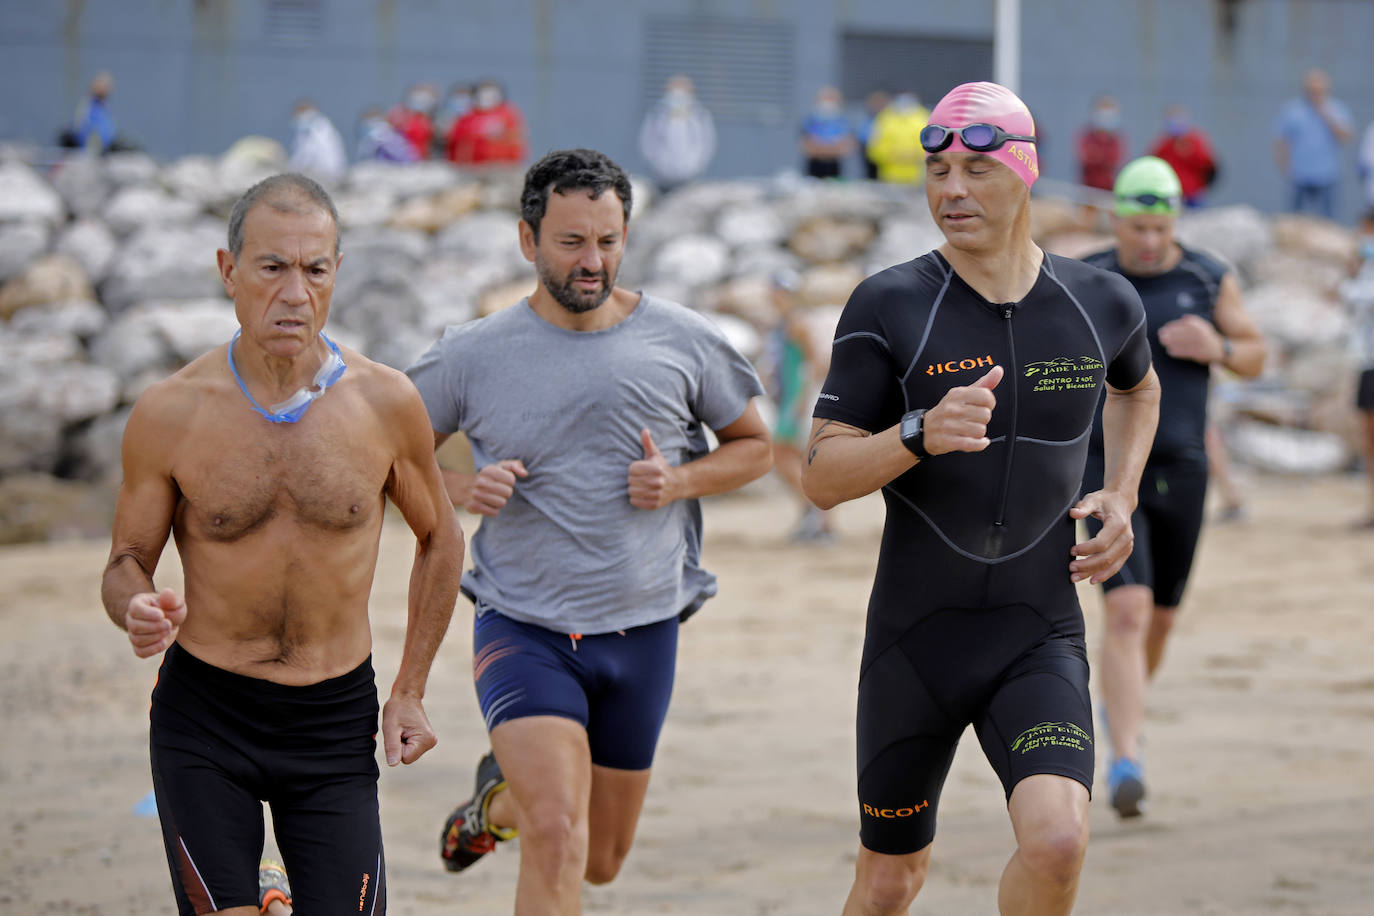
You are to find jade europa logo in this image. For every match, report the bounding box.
[1022,356,1104,377]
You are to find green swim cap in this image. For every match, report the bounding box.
[1113,156,1182,216]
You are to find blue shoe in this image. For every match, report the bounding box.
[1108,757,1146,819]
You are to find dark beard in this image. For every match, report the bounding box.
[539,262,614,314]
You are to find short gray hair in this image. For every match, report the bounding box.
[226,172,341,257]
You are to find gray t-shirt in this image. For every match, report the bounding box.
[407,294,764,634]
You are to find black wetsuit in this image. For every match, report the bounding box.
[815,250,1151,854]
[1081,245,1228,608]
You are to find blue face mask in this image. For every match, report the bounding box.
[227,331,347,423]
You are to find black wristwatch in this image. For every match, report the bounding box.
[899,409,930,460]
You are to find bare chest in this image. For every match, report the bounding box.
[174,404,392,540]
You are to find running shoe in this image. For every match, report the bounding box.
[1107,757,1147,819]
[257,859,291,913]
[440,750,517,873]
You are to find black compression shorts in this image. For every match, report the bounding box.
[150,643,386,915]
[1358,368,1374,411]
[1083,454,1209,608]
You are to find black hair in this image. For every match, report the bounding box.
[226,172,341,257]
[520,148,632,241]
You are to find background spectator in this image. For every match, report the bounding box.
[865,91,929,185]
[58,71,128,153]
[433,83,473,159]
[1358,119,1374,217]
[357,107,419,162]
[388,83,438,160]
[799,86,855,179]
[1077,95,1126,192]
[286,99,347,183]
[856,90,890,181]
[448,79,526,166]
[639,74,716,192]
[1274,68,1353,219]
[1150,105,1218,207]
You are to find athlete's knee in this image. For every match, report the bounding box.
[584,842,630,885]
[854,849,929,912]
[1104,587,1153,636]
[1017,810,1089,887]
[520,802,588,867]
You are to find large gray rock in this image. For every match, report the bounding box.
[0,330,91,474]
[66,407,132,483]
[1175,206,1273,280]
[101,151,161,188]
[651,234,731,291]
[161,155,233,211]
[340,226,432,266]
[0,221,52,284]
[49,156,111,218]
[1243,283,1348,349]
[0,161,65,225]
[433,210,525,267]
[714,204,786,249]
[100,220,226,314]
[347,160,458,199]
[103,184,204,236]
[9,300,108,340]
[54,218,118,284]
[0,253,94,319]
[334,186,399,229]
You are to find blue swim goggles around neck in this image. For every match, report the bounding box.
[227,330,347,424]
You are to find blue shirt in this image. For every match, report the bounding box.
[1275,97,1352,186]
[801,112,852,147]
[74,97,115,150]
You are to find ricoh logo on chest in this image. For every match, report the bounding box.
[926,354,995,376]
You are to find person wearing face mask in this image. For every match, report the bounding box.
[800,86,856,179]
[1148,105,1218,208]
[1076,95,1126,192]
[357,107,420,163]
[433,83,473,158]
[865,90,931,185]
[638,74,717,193]
[1275,68,1353,219]
[286,99,347,183]
[388,82,439,160]
[448,80,527,167]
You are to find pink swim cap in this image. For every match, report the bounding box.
[927,81,1039,188]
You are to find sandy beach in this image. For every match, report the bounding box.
[2,470,1372,915]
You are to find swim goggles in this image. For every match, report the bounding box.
[228,330,347,424]
[920,123,1037,154]
[1116,192,1181,210]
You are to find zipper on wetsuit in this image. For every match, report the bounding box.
[987,304,1018,558]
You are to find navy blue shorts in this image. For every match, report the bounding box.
[471,605,679,771]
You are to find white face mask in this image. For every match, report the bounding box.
[666,88,692,107]
[475,87,502,109]
[816,100,841,116]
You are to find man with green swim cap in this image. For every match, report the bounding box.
[1081,155,1267,818]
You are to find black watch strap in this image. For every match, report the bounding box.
[900,409,930,460]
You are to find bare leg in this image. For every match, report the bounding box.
[841,844,931,915]
[1098,585,1152,762]
[1363,410,1374,522]
[490,716,593,916]
[1145,605,1179,679]
[1205,424,1244,518]
[584,764,653,885]
[266,902,292,915]
[997,775,1090,916]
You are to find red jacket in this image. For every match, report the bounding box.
[387,108,434,160]
[1150,130,1217,200]
[447,103,526,165]
[1076,128,1125,191]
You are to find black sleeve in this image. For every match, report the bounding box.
[1104,276,1152,390]
[812,280,905,432]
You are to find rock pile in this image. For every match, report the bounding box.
[0,143,1365,541]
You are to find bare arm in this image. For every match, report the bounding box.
[802,365,1004,510]
[1069,366,1161,583]
[1155,274,1267,378]
[101,387,188,657]
[382,384,465,766]
[628,399,773,510]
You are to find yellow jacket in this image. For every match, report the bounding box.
[867,104,931,184]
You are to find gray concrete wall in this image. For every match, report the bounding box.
[1,0,1370,217]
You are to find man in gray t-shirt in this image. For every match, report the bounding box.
[408,148,770,910]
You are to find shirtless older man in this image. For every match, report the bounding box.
[101,173,463,915]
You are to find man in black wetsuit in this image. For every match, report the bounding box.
[803,82,1161,916]
[1082,156,1267,819]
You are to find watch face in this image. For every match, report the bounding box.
[902,412,922,438]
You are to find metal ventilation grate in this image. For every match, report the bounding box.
[264,0,322,47]
[641,15,795,127]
